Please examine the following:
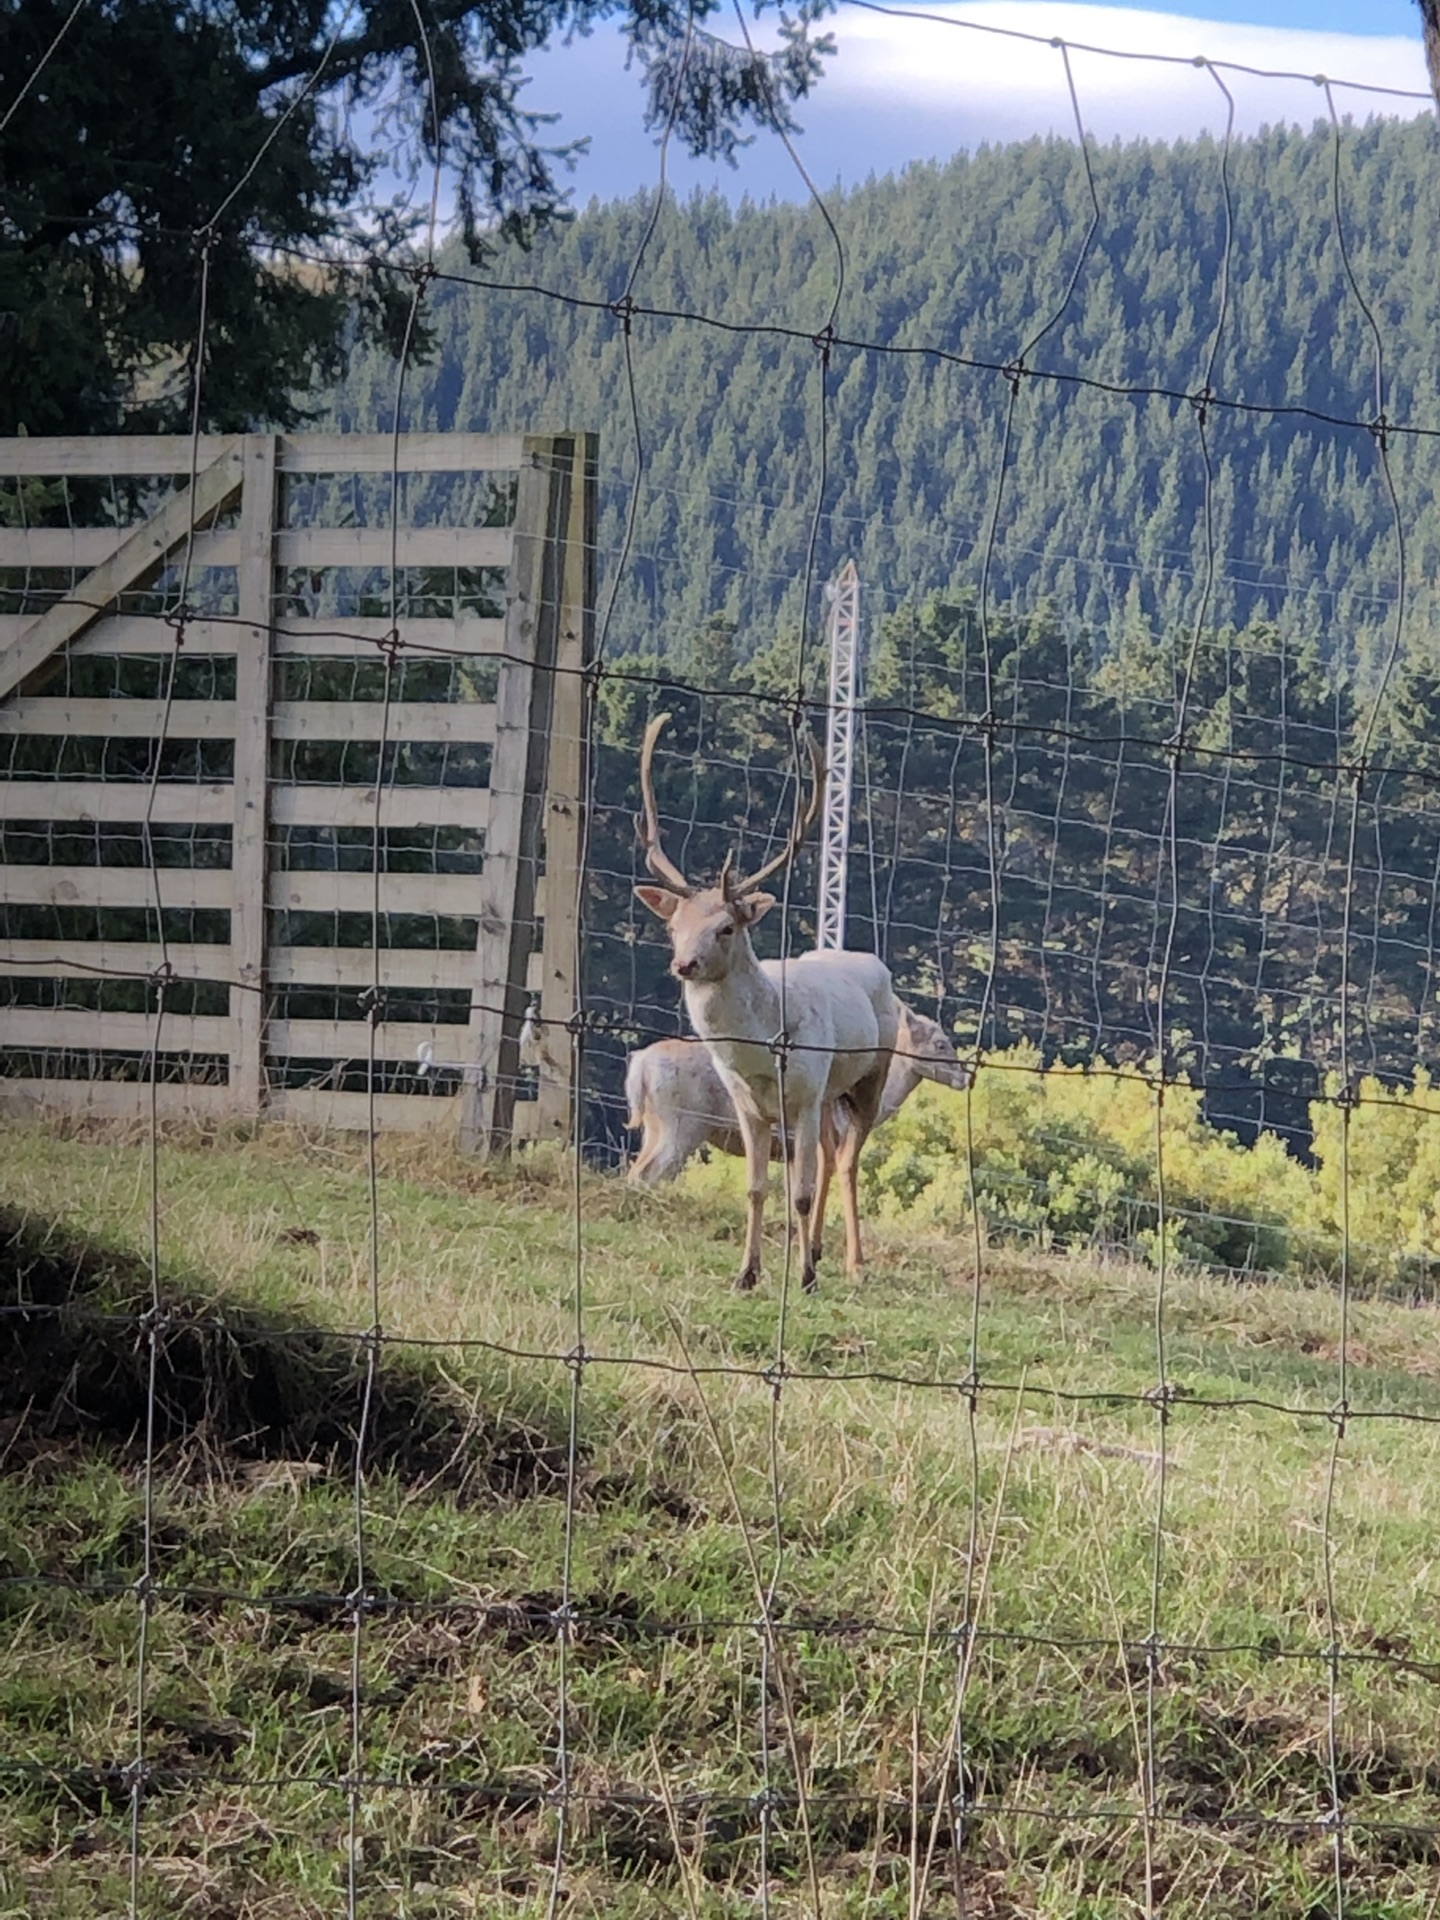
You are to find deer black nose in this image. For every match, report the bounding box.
[674,958,699,979]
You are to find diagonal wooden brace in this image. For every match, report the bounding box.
[0,442,244,702]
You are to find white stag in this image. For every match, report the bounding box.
[633,712,901,1292]
[625,1004,971,1193]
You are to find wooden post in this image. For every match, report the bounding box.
[532,433,595,1145]
[231,435,276,1114]
[461,437,575,1156]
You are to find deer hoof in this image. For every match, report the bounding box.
[735,1264,760,1292]
[802,1266,819,1295]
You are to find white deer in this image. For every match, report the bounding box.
[633,712,901,1292]
[625,1004,971,1198]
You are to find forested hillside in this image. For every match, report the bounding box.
[334,116,1440,676]
[328,118,1440,1162]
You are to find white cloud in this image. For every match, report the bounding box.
[824,3,1432,146]
[523,3,1435,207]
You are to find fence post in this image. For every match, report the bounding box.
[231,434,276,1116]
[532,431,596,1146]
[461,436,575,1156]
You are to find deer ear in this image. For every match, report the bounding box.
[735,891,776,925]
[635,885,682,922]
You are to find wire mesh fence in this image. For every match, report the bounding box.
[6,7,1440,1917]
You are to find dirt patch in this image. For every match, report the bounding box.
[0,1205,568,1497]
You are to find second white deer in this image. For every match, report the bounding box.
[625,1003,970,1191]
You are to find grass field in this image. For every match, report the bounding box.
[4,1115,1440,1917]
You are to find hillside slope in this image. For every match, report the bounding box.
[333,118,1440,673]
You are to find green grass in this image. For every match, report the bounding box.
[4,1117,1440,1917]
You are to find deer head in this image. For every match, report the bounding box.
[633,712,824,982]
[899,1009,972,1092]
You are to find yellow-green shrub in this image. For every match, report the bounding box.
[862,1046,1319,1275]
[1311,1069,1440,1285]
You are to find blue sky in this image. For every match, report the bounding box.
[512,0,1432,209]
[1082,0,1415,29]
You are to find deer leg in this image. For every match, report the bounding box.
[734,1106,772,1291]
[785,1104,823,1295]
[811,1105,838,1271]
[835,1121,867,1279]
[627,1130,662,1186]
[836,1055,894,1280]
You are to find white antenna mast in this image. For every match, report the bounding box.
[816,559,860,951]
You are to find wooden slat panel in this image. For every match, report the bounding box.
[271,701,495,744]
[266,871,479,915]
[271,617,505,658]
[271,785,487,830]
[0,941,231,979]
[267,1019,458,1059]
[0,436,241,477]
[0,699,235,737]
[3,696,494,741]
[0,614,506,658]
[0,528,239,569]
[0,431,525,480]
[266,1087,457,1131]
[273,528,510,568]
[2,868,233,909]
[277,433,525,474]
[267,948,474,989]
[0,614,228,654]
[0,1009,233,1052]
[0,783,232,822]
[0,1080,233,1118]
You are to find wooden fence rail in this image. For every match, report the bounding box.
[0,430,595,1151]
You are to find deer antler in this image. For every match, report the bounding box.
[636,712,694,895]
[727,731,826,898]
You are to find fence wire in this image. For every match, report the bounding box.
[6,12,1440,1919]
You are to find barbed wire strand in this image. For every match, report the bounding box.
[947,40,1109,1908]
[724,3,843,1905]
[551,16,700,1910]
[348,3,444,1908]
[123,140,225,1920]
[1317,71,1412,1918]
[0,0,87,135]
[1140,60,1237,1915]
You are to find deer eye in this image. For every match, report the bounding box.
[718,923,735,937]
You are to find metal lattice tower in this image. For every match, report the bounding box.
[816,559,860,951]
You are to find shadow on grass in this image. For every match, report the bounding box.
[0,1204,570,1498]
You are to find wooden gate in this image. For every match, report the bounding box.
[0,431,595,1150]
